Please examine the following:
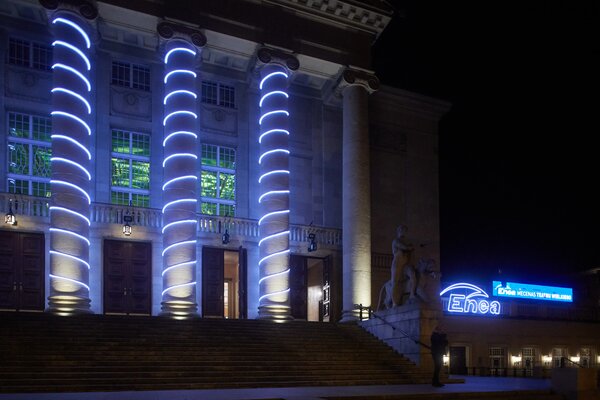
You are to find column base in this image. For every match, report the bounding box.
[160,300,198,319]
[46,295,92,316]
[258,305,293,322]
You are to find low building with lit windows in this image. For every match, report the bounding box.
[0,0,449,322]
[438,271,600,377]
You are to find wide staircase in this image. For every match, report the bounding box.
[0,311,432,393]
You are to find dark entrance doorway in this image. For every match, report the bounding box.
[0,231,45,311]
[449,346,467,374]
[202,246,247,319]
[103,239,152,315]
[289,255,331,321]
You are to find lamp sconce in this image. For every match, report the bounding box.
[570,356,580,363]
[4,199,17,226]
[443,354,449,366]
[123,202,133,236]
[222,229,230,244]
[308,232,317,252]
[511,355,522,365]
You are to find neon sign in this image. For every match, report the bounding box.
[493,281,573,302]
[440,283,501,315]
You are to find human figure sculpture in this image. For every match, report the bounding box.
[390,224,415,307]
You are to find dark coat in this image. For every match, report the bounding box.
[430,331,448,356]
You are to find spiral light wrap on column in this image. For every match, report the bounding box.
[258,65,292,320]
[48,14,93,314]
[161,40,198,317]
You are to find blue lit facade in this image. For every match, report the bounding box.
[0,0,447,321]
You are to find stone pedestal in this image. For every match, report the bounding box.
[551,368,599,400]
[361,302,442,370]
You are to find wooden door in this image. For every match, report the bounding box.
[289,254,307,320]
[202,246,224,318]
[0,231,44,311]
[103,239,151,315]
[450,346,467,374]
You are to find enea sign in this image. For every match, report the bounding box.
[493,281,573,303]
[439,283,501,316]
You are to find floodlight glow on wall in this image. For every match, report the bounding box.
[161,40,199,317]
[257,64,291,320]
[48,14,93,314]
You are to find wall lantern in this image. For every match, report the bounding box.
[4,200,16,225]
[123,203,133,236]
[222,229,230,244]
[308,232,317,252]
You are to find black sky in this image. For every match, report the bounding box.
[372,1,600,284]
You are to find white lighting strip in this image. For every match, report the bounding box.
[258,170,289,183]
[51,88,91,114]
[51,111,91,135]
[164,47,196,64]
[259,288,290,303]
[162,239,197,257]
[162,198,197,214]
[51,157,91,180]
[259,149,290,164]
[258,190,290,204]
[259,249,290,266]
[50,250,91,269]
[52,17,91,48]
[163,89,198,105]
[162,219,197,234]
[258,209,290,226]
[162,260,196,277]
[50,180,91,204]
[51,135,92,160]
[49,206,91,226]
[258,230,290,247]
[162,153,197,167]
[164,69,196,84]
[259,71,288,90]
[162,175,197,191]
[49,274,90,291]
[49,228,91,246]
[52,40,91,70]
[259,129,289,144]
[163,110,197,126]
[162,130,197,147]
[259,110,289,125]
[259,268,290,285]
[259,90,289,107]
[52,63,91,91]
[162,281,196,297]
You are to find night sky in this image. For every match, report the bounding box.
[372,1,600,284]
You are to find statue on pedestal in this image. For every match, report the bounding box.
[377,225,441,311]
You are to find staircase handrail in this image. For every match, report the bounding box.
[560,356,583,368]
[354,303,431,350]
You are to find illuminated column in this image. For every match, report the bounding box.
[45,4,97,315]
[338,69,379,322]
[256,48,299,321]
[158,23,206,318]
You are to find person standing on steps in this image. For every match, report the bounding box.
[430,323,448,387]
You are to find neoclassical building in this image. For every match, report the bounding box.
[0,0,450,321]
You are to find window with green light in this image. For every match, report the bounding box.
[201,143,236,216]
[6,112,51,196]
[110,129,150,207]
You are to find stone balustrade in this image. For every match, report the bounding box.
[0,192,341,247]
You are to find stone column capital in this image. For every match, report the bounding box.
[39,0,98,19]
[157,20,207,50]
[335,67,380,97]
[251,47,299,86]
[256,47,300,72]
